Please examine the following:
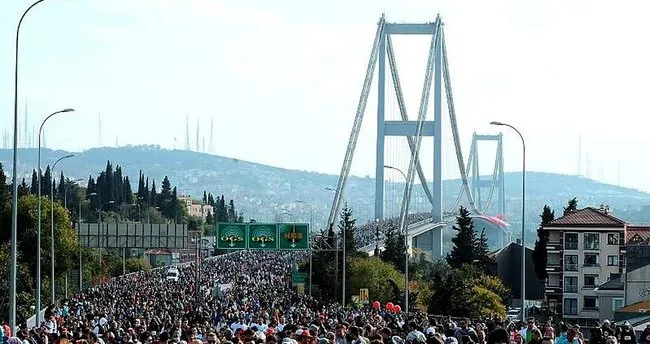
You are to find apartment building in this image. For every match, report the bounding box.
[178,194,210,220]
[543,205,626,324]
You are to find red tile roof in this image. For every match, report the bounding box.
[626,225,650,245]
[545,207,626,227]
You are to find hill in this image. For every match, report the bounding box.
[1,146,649,241]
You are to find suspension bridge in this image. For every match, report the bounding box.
[325,14,510,259]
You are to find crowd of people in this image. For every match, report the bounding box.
[3,250,650,344]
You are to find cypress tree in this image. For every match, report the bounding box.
[532,205,555,280]
[380,222,407,273]
[203,191,208,204]
[227,199,236,222]
[123,176,133,204]
[42,165,52,197]
[56,171,65,200]
[30,169,38,195]
[150,179,157,207]
[446,206,478,269]
[18,178,30,198]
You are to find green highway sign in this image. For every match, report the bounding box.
[216,223,247,249]
[215,222,310,250]
[278,223,310,250]
[248,223,278,250]
[292,272,308,286]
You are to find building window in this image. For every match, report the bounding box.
[565,255,578,271]
[584,253,599,267]
[613,298,624,311]
[565,233,578,250]
[583,275,598,289]
[564,276,578,293]
[583,296,598,310]
[564,298,578,315]
[608,233,620,245]
[548,254,560,266]
[584,233,600,250]
[607,255,620,266]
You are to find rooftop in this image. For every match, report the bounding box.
[545,207,626,228]
[627,225,650,245]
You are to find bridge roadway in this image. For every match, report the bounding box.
[360,217,448,259]
[360,214,509,259]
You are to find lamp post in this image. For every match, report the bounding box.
[491,121,526,319]
[50,154,75,303]
[35,108,74,322]
[384,165,410,314]
[324,187,347,306]
[296,200,314,297]
[11,0,52,329]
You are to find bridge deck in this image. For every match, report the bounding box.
[360,218,447,254]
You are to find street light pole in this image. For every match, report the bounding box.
[384,165,410,314]
[50,154,75,303]
[296,200,314,297]
[36,108,74,323]
[491,121,526,319]
[11,0,50,329]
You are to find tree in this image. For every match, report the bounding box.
[30,170,38,195]
[565,197,578,212]
[532,205,555,280]
[447,206,478,269]
[18,178,29,198]
[348,257,405,304]
[227,200,236,222]
[338,204,357,255]
[380,223,407,273]
[42,166,52,197]
[475,229,493,274]
[0,162,8,206]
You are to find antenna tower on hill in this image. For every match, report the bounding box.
[195,118,199,151]
[98,114,103,147]
[185,115,190,150]
[209,117,214,154]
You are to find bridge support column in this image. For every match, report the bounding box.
[431,226,443,259]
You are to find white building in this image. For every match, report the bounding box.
[543,205,626,325]
[178,194,211,220]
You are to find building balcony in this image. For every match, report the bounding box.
[583,263,601,268]
[545,284,563,294]
[582,307,600,313]
[547,241,564,251]
[546,262,562,273]
[564,308,578,316]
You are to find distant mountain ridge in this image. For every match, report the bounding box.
[1,146,648,240]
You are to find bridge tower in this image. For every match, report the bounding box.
[469,132,505,215]
[374,18,443,224]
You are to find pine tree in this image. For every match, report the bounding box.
[380,222,407,273]
[113,165,123,205]
[565,198,578,212]
[30,169,38,194]
[123,176,133,204]
[447,206,478,269]
[42,165,52,197]
[532,205,555,280]
[205,210,213,225]
[475,229,493,274]
[150,180,157,207]
[338,204,357,255]
[56,171,65,200]
[18,178,29,198]
[227,199,236,222]
[0,162,7,205]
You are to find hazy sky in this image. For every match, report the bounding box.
[2,1,650,191]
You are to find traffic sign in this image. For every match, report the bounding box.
[278,223,310,250]
[292,272,308,286]
[216,223,247,249]
[248,223,278,250]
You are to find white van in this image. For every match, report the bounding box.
[166,268,180,282]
